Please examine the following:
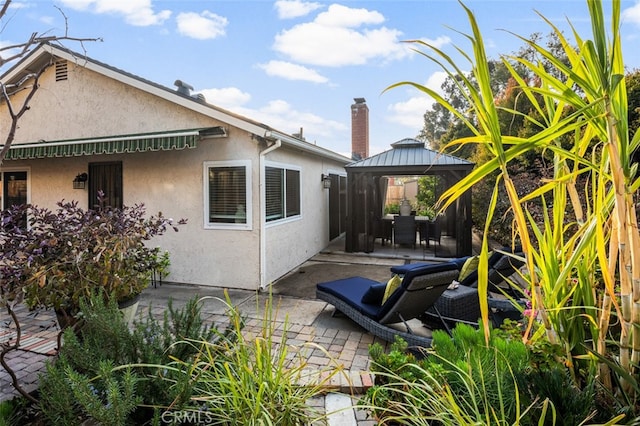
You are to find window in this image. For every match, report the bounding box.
[204,160,251,229]
[1,170,28,209]
[265,164,300,223]
[89,162,123,209]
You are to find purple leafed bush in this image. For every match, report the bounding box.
[0,196,186,315]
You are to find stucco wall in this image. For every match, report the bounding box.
[6,61,215,143]
[4,134,263,289]
[262,147,345,285]
[0,57,347,290]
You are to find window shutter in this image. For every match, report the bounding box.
[265,167,283,221]
[285,169,300,217]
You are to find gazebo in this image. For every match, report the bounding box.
[345,138,474,257]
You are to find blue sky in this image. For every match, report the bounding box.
[2,0,640,158]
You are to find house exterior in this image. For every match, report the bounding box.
[0,43,349,290]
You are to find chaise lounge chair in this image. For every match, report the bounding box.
[316,262,459,347]
[390,248,527,327]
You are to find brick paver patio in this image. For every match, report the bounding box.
[1,282,387,425]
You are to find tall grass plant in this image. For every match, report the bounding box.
[163,292,343,425]
[388,0,640,416]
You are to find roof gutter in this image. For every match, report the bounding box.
[258,138,282,290]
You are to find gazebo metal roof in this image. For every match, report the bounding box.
[346,138,473,173]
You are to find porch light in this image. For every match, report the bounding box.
[321,174,332,189]
[73,172,88,189]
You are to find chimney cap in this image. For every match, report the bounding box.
[353,97,366,104]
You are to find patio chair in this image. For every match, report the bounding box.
[418,218,442,256]
[316,262,459,347]
[393,215,417,248]
[390,248,526,327]
[373,217,393,246]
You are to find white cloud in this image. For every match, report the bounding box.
[8,1,30,9]
[59,0,171,26]
[418,36,452,50]
[387,95,431,128]
[257,60,328,83]
[623,2,640,24]
[386,71,448,129]
[315,4,384,27]
[274,0,322,19]
[233,99,346,140]
[273,4,408,67]
[198,87,251,110]
[176,11,227,40]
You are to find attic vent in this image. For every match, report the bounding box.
[55,61,68,81]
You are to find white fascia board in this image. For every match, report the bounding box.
[264,130,351,164]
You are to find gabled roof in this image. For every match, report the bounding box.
[1,42,350,164]
[346,138,473,173]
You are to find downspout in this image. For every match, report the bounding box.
[259,138,282,290]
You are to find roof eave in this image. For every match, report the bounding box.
[2,43,351,165]
[264,130,351,164]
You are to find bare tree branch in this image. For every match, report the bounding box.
[0,1,102,67]
[0,0,100,166]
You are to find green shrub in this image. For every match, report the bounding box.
[361,323,607,425]
[37,291,338,425]
[0,399,21,426]
[38,293,216,424]
[385,202,400,215]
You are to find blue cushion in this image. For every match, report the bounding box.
[317,262,460,322]
[391,260,462,276]
[317,277,383,318]
[361,283,387,304]
[399,261,459,285]
[390,262,434,275]
[377,262,459,320]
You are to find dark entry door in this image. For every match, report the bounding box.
[89,162,123,209]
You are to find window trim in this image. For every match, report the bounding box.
[203,160,252,230]
[264,161,301,226]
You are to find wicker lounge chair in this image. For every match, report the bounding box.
[316,262,459,347]
[391,249,526,327]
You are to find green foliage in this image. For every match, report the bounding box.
[362,324,608,425]
[414,176,438,217]
[391,1,640,420]
[385,202,400,215]
[38,293,215,424]
[166,292,340,425]
[66,361,141,425]
[37,290,337,425]
[0,399,21,426]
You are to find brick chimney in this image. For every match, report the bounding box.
[351,97,369,160]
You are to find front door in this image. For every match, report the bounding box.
[88,162,122,209]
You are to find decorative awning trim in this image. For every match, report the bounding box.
[3,127,226,160]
